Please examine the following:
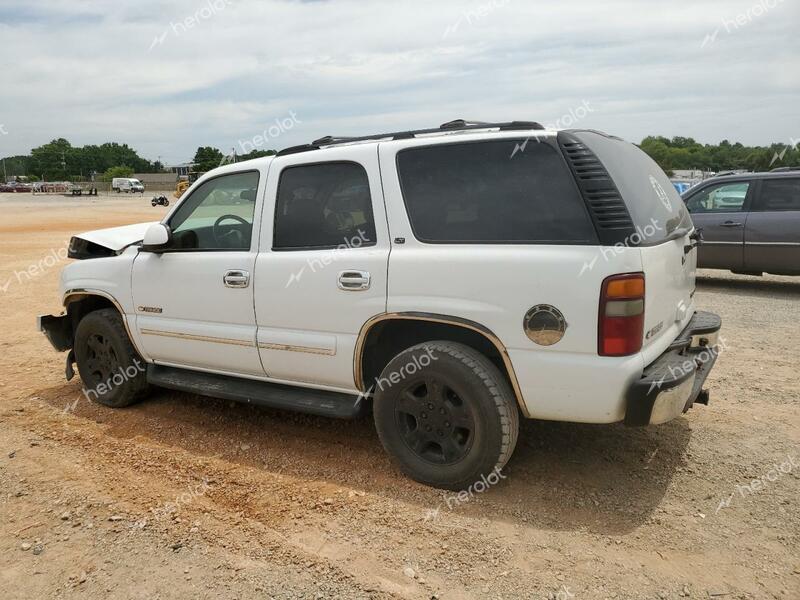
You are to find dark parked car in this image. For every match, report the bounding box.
[0,182,32,193]
[682,172,800,276]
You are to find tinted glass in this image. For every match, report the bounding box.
[686,182,749,213]
[273,162,377,249]
[169,171,259,250]
[572,131,692,240]
[754,178,800,211]
[396,140,595,243]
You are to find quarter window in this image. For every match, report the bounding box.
[169,171,259,250]
[396,140,595,244]
[753,178,800,211]
[273,162,377,250]
[685,182,749,213]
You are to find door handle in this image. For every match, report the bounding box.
[338,270,371,291]
[223,270,250,288]
[720,221,743,228]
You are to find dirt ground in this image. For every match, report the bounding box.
[0,193,798,600]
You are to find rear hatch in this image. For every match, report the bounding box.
[560,130,696,358]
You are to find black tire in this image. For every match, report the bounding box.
[373,341,519,490]
[74,308,150,408]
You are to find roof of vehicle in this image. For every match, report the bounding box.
[690,171,800,186]
[276,120,549,156]
[205,122,628,180]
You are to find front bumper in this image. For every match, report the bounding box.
[625,311,722,426]
[38,313,72,352]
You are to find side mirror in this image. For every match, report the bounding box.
[141,223,172,252]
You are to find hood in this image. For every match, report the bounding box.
[68,222,158,259]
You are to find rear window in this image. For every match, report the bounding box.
[396,140,596,244]
[571,131,692,242]
[754,177,800,211]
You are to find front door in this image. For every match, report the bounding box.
[131,168,267,376]
[685,180,753,271]
[252,144,390,391]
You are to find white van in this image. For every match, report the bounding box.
[111,178,145,194]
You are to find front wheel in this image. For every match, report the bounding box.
[74,309,150,407]
[373,341,519,490]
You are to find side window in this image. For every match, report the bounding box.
[396,140,596,244]
[753,178,800,211]
[168,171,259,251]
[685,182,749,213]
[273,162,377,250]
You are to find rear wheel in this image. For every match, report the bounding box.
[74,309,150,408]
[373,341,519,490]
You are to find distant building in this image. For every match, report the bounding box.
[133,173,177,186]
[167,162,197,178]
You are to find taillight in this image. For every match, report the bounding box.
[599,273,645,356]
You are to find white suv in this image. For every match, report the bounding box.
[39,120,721,489]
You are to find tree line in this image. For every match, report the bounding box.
[640,136,799,175]
[2,136,797,182]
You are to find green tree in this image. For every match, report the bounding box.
[101,165,135,181]
[193,146,225,172]
[21,138,158,180]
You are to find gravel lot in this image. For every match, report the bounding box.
[0,194,798,599]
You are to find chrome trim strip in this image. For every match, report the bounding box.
[257,342,336,356]
[140,328,256,348]
[700,241,741,246]
[744,241,800,247]
[353,312,531,418]
[63,288,144,356]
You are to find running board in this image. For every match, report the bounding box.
[147,364,367,419]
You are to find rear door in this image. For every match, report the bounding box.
[684,180,753,271]
[744,177,800,275]
[252,144,390,391]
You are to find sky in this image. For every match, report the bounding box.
[0,0,798,165]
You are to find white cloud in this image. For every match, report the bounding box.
[0,0,798,163]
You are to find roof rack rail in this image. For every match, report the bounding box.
[278,119,545,156]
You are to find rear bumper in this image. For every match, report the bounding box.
[625,311,722,426]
